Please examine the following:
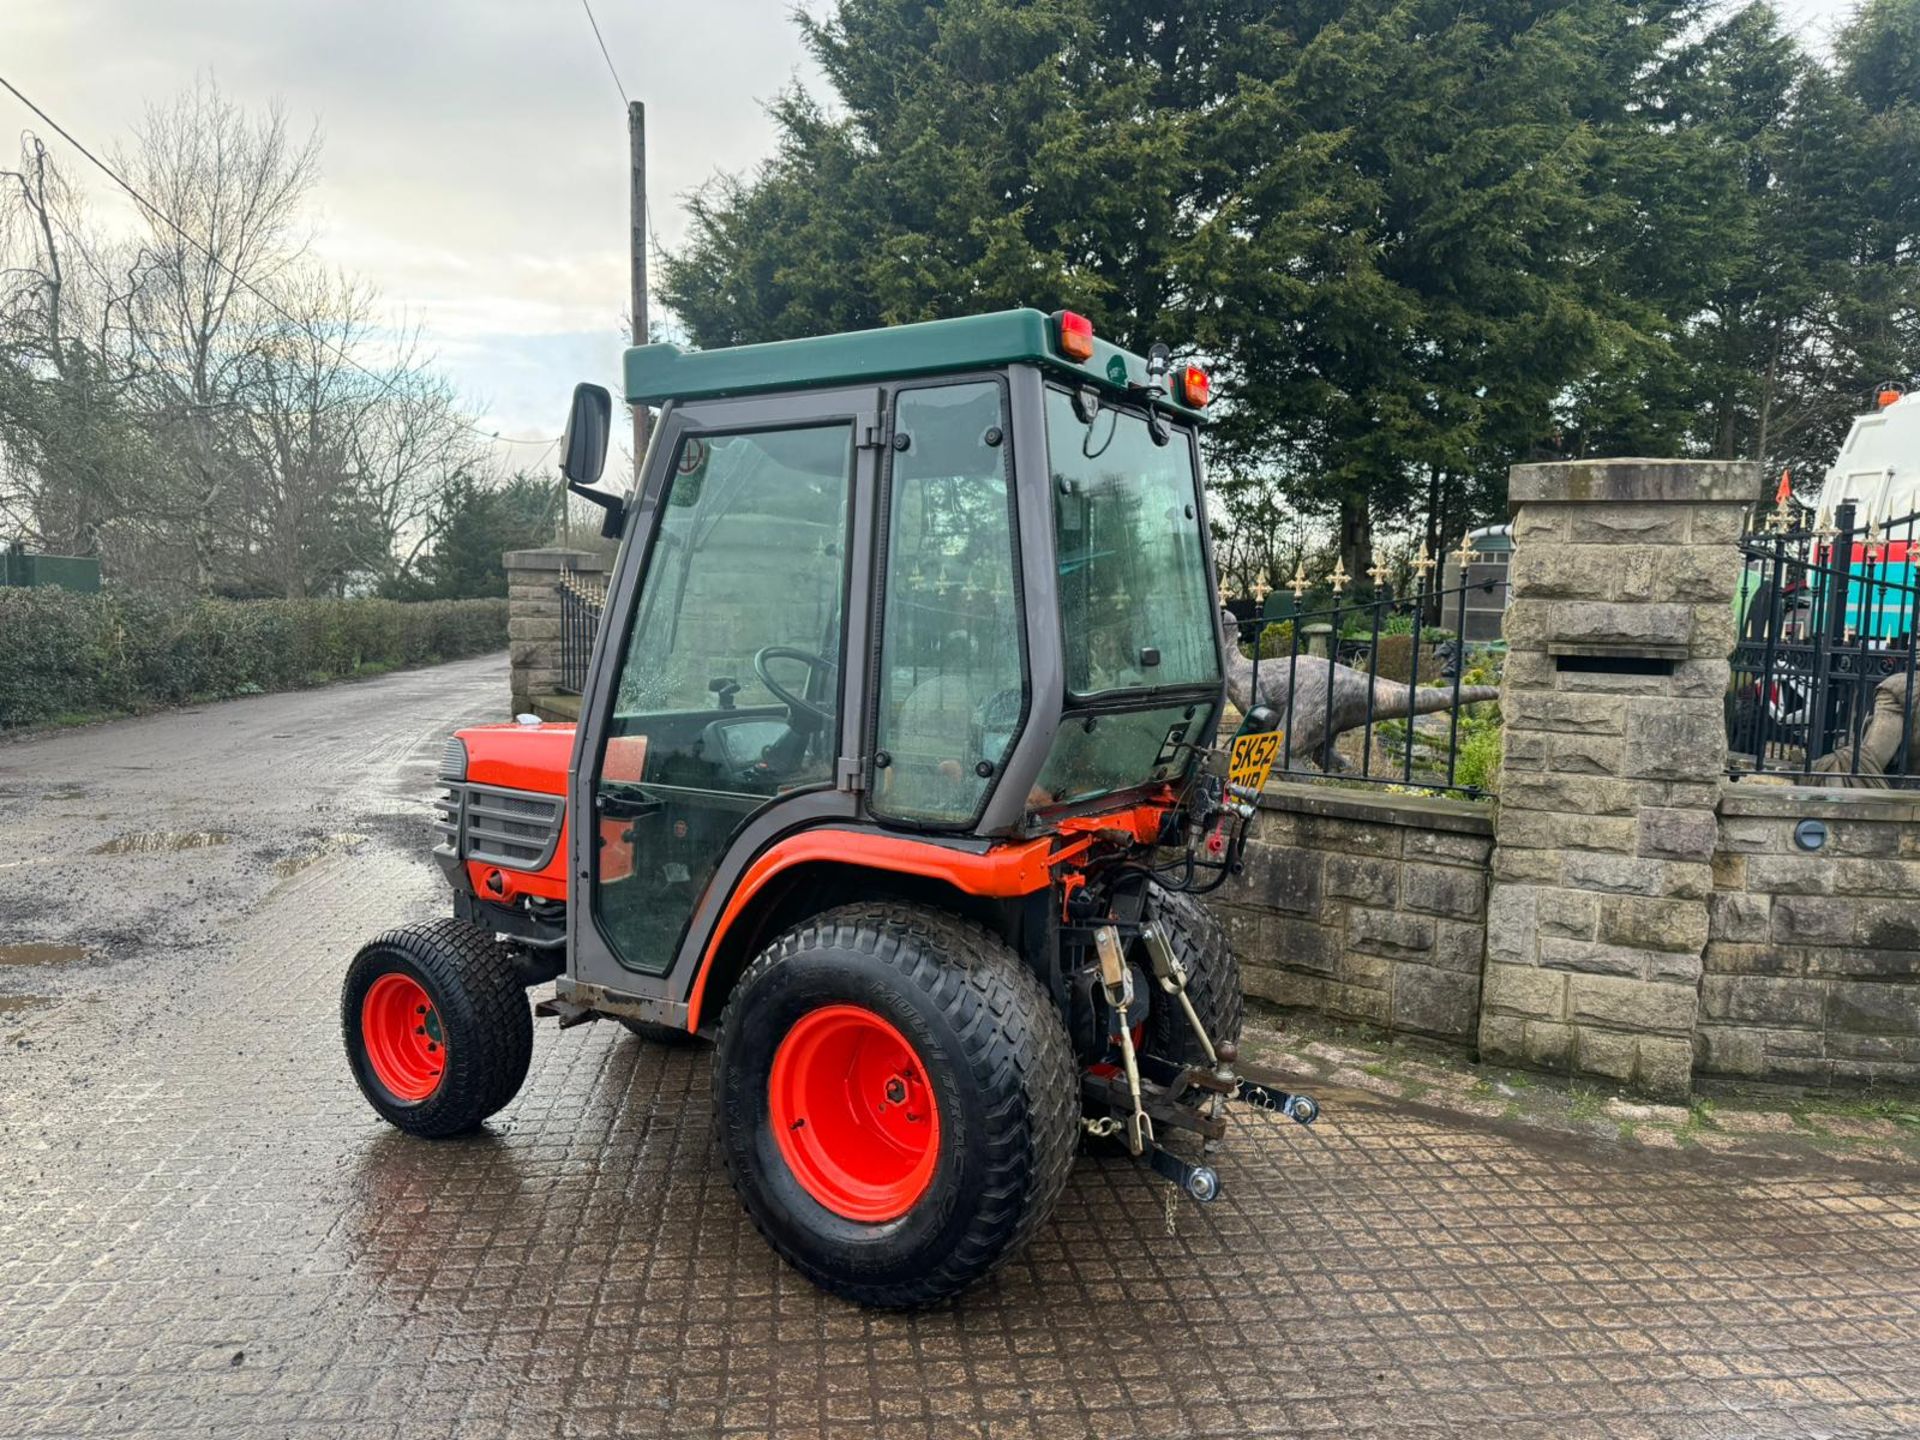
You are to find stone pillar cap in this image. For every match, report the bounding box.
[1508,458,1767,512]
[503,546,611,571]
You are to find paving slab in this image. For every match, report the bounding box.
[2,664,1919,1438]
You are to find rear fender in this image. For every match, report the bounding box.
[683,832,1058,1033]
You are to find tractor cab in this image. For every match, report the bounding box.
[556,308,1227,1015]
[344,309,1315,1310]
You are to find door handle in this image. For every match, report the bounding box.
[596,785,662,820]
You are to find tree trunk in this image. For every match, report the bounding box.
[1422,467,1444,626]
[1338,492,1371,600]
[1754,334,1779,465]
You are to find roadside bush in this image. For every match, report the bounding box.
[0,590,506,729]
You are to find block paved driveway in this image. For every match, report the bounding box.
[2,658,1917,1439]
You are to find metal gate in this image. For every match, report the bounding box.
[555,571,605,696]
[1730,500,1919,784]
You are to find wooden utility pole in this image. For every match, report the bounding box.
[629,100,649,481]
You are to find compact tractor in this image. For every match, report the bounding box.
[342,309,1317,1308]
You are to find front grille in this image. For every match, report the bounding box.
[435,782,565,871]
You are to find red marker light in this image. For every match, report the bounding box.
[1878,388,1903,409]
[1178,364,1211,409]
[1056,310,1095,363]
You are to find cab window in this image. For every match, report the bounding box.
[870,382,1025,825]
[1046,388,1219,698]
[592,422,853,974]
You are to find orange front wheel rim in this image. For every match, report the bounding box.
[362,972,447,1102]
[768,1005,940,1222]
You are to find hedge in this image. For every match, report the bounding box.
[0,590,507,729]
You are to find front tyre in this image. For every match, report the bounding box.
[342,919,534,1138]
[714,903,1078,1309]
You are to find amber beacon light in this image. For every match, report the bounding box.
[1054,310,1095,362]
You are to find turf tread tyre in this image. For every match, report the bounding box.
[343,918,533,1138]
[714,902,1078,1309]
[1145,883,1244,1063]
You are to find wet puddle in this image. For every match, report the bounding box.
[91,831,231,855]
[273,833,370,878]
[0,943,87,967]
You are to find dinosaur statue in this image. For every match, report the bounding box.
[1805,672,1920,787]
[1216,608,1500,773]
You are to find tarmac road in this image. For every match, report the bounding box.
[2,657,1918,1438]
[0,653,507,1008]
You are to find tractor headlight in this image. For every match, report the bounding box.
[439,736,468,783]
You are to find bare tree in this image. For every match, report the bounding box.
[219,264,383,596]
[344,327,484,589]
[3,80,529,599]
[118,77,320,592]
[0,134,151,554]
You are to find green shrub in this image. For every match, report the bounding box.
[0,591,506,729]
[1456,725,1503,795]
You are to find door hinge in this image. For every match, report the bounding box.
[857,415,885,450]
[836,757,868,793]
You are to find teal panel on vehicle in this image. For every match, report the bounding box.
[624,309,1207,422]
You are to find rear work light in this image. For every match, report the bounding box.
[1177,364,1211,409]
[1055,310,1095,363]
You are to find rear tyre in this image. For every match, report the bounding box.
[714,903,1078,1309]
[618,1017,700,1046]
[342,919,534,1138]
[1144,883,1243,1064]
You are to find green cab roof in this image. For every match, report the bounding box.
[624,308,1207,422]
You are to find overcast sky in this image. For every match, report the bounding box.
[1,0,1863,468]
[1,0,824,462]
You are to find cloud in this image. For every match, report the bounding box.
[2,0,823,447]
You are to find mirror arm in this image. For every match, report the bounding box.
[567,480,628,539]
[567,479,623,513]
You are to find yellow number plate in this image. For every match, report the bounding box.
[1228,730,1282,793]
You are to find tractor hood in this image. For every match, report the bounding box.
[446,721,573,794]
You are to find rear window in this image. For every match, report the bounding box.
[1046,388,1219,698]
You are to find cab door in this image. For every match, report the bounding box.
[569,389,877,1004]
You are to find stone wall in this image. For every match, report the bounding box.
[505,547,609,719]
[1211,782,1493,1046]
[498,464,1920,1098]
[1700,783,1920,1092]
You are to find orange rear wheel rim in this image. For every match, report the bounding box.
[768,1005,940,1222]
[362,972,446,1102]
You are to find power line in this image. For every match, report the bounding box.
[0,71,562,451]
[579,0,629,107]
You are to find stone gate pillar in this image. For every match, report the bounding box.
[1479,459,1764,1098]
[505,547,609,718]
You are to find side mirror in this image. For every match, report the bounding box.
[560,383,612,487]
[559,382,626,536]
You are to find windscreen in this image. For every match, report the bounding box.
[1046,388,1219,698]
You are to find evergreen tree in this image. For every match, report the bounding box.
[402,473,555,600]
[661,0,1920,557]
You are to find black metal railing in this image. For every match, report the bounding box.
[1730,500,1919,785]
[556,571,604,696]
[1224,548,1510,797]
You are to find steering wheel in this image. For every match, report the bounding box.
[753,646,837,729]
